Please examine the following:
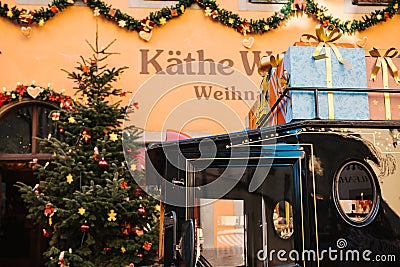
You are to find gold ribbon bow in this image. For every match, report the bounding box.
[301,25,351,66]
[258,54,285,77]
[258,54,285,97]
[369,47,400,86]
[369,47,400,120]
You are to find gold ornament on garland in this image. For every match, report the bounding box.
[19,9,34,24]
[139,19,155,42]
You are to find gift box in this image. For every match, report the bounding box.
[252,54,288,127]
[282,45,369,121]
[366,48,400,120]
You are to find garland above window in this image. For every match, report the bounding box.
[0,83,74,110]
[0,0,399,39]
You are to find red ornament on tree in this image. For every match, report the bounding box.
[120,181,129,189]
[137,253,143,259]
[81,224,90,232]
[42,229,50,238]
[98,158,109,167]
[138,206,146,215]
[135,188,142,195]
[143,241,152,251]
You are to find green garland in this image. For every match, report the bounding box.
[0,83,74,110]
[0,0,399,35]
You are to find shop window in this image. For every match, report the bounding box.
[15,0,52,4]
[273,200,294,239]
[0,102,58,158]
[352,0,390,6]
[333,161,379,226]
[248,0,287,3]
[128,0,178,8]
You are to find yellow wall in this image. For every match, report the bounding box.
[1,1,400,136]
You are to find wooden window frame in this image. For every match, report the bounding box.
[0,101,58,162]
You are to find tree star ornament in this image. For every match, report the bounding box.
[130,163,137,171]
[109,132,118,141]
[108,209,117,221]
[78,207,86,215]
[68,116,76,123]
[66,173,74,184]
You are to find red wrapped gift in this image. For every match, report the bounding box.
[258,54,289,126]
[366,48,400,120]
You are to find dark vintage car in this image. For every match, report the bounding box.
[146,88,400,267]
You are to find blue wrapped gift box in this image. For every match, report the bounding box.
[282,45,369,121]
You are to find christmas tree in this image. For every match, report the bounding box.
[16,36,160,267]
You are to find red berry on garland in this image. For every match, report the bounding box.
[109,9,116,17]
[59,127,65,133]
[138,206,146,215]
[171,9,178,17]
[103,247,112,251]
[137,253,143,259]
[80,224,90,232]
[98,158,109,167]
[384,12,389,19]
[51,5,59,13]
